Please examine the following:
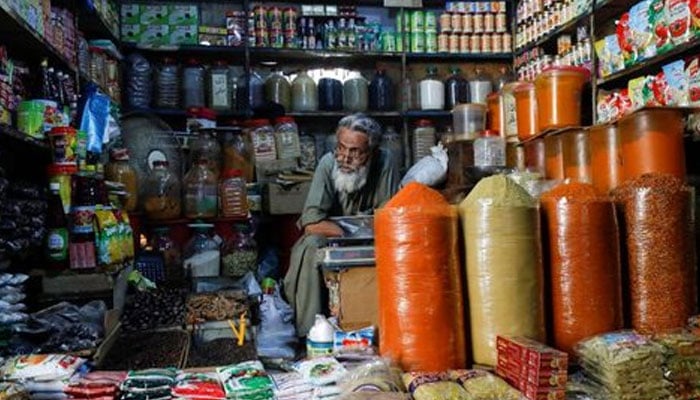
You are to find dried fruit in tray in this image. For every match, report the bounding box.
[186,291,248,324]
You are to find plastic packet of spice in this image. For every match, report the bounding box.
[402,372,470,400]
[217,361,274,399]
[121,368,178,391]
[172,373,225,400]
[295,357,347,387]
[449,369,525,400]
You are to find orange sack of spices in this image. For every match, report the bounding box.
[541,182,624,356]
[613,173,698,334]
[375,182,467,372]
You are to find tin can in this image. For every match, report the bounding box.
[440,12,452,32]
[449,33,460,53]
[255,28,269,47]
[425,31,438,53]
[268,6,282,30]
[484,12,495,33]
[438,33,449,52]
[283,29,297,48]
[270,28,283,48]
[503,32,512,52]
[451,13,462,32]
[382,31,396,52]
[473,13,484,33]
[411,10,424,32]
[283,7,297,31]
[425,11,437,32]
[460,34,470,53]
[471,34,481,52]
[396,33,404,52]
[462,13,474,33]
[253,6,267,29]
[492,33,503,53]
[410,31,425,53]
[482,34,492,52]
[455,1,467,13]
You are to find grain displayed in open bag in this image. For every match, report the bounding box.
[402,372,470,400]
[612,173,697,334]
[375,182,467,372]
[540,182,624,356]
[458,175,545,367]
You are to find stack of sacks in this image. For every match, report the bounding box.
[0,355,86,400]
[496,336,568,400]
[654,332,700,399]
[65,372,125,400]
[171,373,225,400]
[119,369,177,400]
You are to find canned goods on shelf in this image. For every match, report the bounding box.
[451,13,463,32]
[496,12,507,32]
[411,10,425,32]
[462,13,474,33]
[283,8,297,30]
[473,13,485,33]
[492,33,503,53]
[255,28,269,47]
[411,31,425,52]
[460,34,471,53]
[269,7,282,30]
[426,31,438,52]
[484,13,495,33]
[383,32,397,52]
[438,33,449,52]
[284,30,296,48]
[270,28,283,48]
[449,33,460,53]
[471,34,481,53]
[254,6,267,29]
[482,34,493,53]
[425,11,437,32]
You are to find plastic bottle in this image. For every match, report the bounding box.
[208,61,232,111]
[473,130,506,167]
[380,126,404,172]
[125,53,153,108]
[318,77,343,111]
[183,58,206,108]
[265,69,292,111]
[419,66,445,110]
[369,69,395,111]
[291,70,318,112]
[274,117,301,159]
[343,71,368,112]
[219,169,248,218]
[307,314,335,357]
[413,119,436,162]
[469,68,493,105]
[246,71,266,111]
[184,159,219,219]
[444,67,469,110]
[46,183,69,270]
[155,57,180,108]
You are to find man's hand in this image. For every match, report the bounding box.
[304,220,344,238]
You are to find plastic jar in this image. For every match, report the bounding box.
[106,148,139,211]
[318,77,343,111]
[419,66,445,110]
[589,124,621,194]
[274,116,301,160]
[155,57,180,109]
[444,67,469,110]
[486,93,503,134]
[143,160,181,220]
[618,109,686,181]
[452,103,487,139]
[474,130,506,167]
[412,119,436,162]
[291,70,318,112]
[184,159,218,219]
[219,169,248,218]
[544,134,564,180]
[248,71,265,110]
[190,128,222,177]
[534,66,590,131]
[299,134,317,170]
[343,72,369,112]
[265,69,291,111]
[369,69,395,111]
[221,225,257,278]
[47,164,77,214]
[184,224,220,278]
[222,126,255,183]
[381,126,404,173]
[562,128,591,183]
[208,61,233,111]
[500,82,519,140]
[246,119,276,161]
[183,58,206,108]
[513,82,539,141]
[524,138,546,176]
[48,126,77,166]
[468,68,493,104]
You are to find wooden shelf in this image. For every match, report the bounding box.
[0,124,50,151]
[77,6,119,43]
[406,52,512,61]
[140,216,249,226]
[515,9,592,55]
[250,47,401,63]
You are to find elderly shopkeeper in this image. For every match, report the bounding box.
[283,113,400,337]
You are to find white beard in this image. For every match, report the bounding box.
[333,163,369,194]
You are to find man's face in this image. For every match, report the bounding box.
[334,128,370,173]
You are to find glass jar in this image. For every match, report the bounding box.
[246,119,277,161]
[419,66,445,111]
[343,72,369,112]
[380,126,404,173]
[208,61,232,111]
[400,76,418,111]
[291,70,318,112]
[222,126,255,183]
[247,71,265,110]
[183,224,220,278]
[190,128,222,178]
[143,160,181,220]
[265,69,291,111]
[494,66,515,91]
[474,130,506,167]
[151,227,182,282]
[412,119,436,162]
[469,68,493,104]
[105,148,138,212]
[274,116,301,159]
[444,67,469,110]
[219,169,248,218]
[155,57,180,109]
[369,69,395,111]
[318,77,343,111]
[299,134,317,170]
[221,224,258,278]
[183,58,206,108]
[184,159,218,219]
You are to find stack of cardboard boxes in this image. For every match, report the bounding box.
[121,4,199,46]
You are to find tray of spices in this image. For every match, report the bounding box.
[97,328,189,370]
[121,288,186,332]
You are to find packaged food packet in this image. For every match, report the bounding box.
[629,0,658,60]
[295,357,347,387]
[667,0,692,45]
[1,355,85,381]
[172,373,225,400]
[662,59,689,105]
[217,361,274,399]
[339,358,405,393]
[401,372,470,400]
[686,56,700,106]
[450,369,525,400]
[649,0,672,53]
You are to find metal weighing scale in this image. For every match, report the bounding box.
[316,216,375,268]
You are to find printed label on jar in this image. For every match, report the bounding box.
[460,34,471,53]
[473,13,485,33]
[482,34,493,52]
[449,33,461,53]
[496,12,507,32]
[71,206,95,234]
[462,13,474,33]
[503,33,512,51]
[440,12,452,32]
[484,13,496,33]
[438,33,450,52]
[493,33,503,52]
[471,34,482,52]
[426,32,438,53]
[451,13,463,32]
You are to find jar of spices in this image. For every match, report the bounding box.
[291,70,318,112]
[222,125,255,183]
[221,224,258,278]
[151,227,182,282]
[208,61,233,111]
[184,223,220,277]
[48,164,76,214]
[184,159,219,219]
[369,69,395,111]
[343,71,369,112]
[318,77,344,111]
[246,119,276,161]
[143,160,181,220]
[265,68,291,111]
[190,128,222,178]
[106,148,138,212]
[219,169,248,218]
[419,67,445,110]
[274,116,301,160]
[451,13,463,32]
[449,33,461,53]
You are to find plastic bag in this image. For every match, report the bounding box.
[400,144,448,187]
[1,354,85,381]
[256,284,296,359]
[271,372,313,399]
[217,361,274,400]
[402,372,470,400]
[79,89,110,155]
[449,370,525,400]
[295,357,347,387]
[172,373,225,400]
[339,358,405,393]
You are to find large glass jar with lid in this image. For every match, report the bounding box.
[369,69,395,111]
[265,69,291,111]
[190,128,222,178]
[155,57,180,109]
[419,66,445,110]
[151,227,182,282]
[184,159,218,219]
[183,58,206,108]
[208,61,233,111]
[221,224,258,278]
[274,117,301,160]
[105,148,138,211]
[222,125,254,183]
[291,70,318,112]
[444,67,469,110]
[343,71,368,112]
[183,223,220,278]
[318,77,343,111]
[143,160,181,220]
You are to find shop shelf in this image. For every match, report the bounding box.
[77,7,119,43]
[0,124,50,151]
[249,47,402,63]
[405,52,513,62]
[140,216,250,226]
[515,9,592,55]
[0,3,78,75]
[123,107,249,119]
[597,37,700,88]
[122,43,247,58]
[403,110,453,118]
[287,111,401,118]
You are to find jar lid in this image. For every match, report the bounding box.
[222,169,244,179]
[246,118,271,127]
[275,116,296,124]
[47,163,78,176]
[49,126,77,135]
[415,119,433,127]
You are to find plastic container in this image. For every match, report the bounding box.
[444,67,469,110]
[247,71,265,110]
[47,164,77,214]
[381,126,404,173]
[190,128,222,177]
[106,148,138,211]
[208,61,233,111]
[619,109,686,181]
[562,128,591,183]
[474,130,506,167]
[534,66,590,131]
[589,124,621,194]
[412,120,436,162]
[221,224,257,278]
[291,70,318,112]
[369,69,395,111]
[48,126,77,166]
[419,66,445,110]
[524,138,546,176]
[183,224,220,278]
[343,72,368,112]
[246,119,276,161]
[544,134,564,180]
[151,227,182,282]
[126,53,152,109]
[219,169,248,218]
[318,77,343,111]
[452,103,487,139]
[500,82,519,140]
[183,58,206,108]
[265,69,291,111]
[400,76,419,111]
[468,68,493,104]
[155,57,180,109]
[222,126,255,183]
[143,160,181,220]
[513,82,539,141]
[486,93,503,134]
[184,159,218,219]
[274,116,301,159]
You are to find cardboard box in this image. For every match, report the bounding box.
[139,24,170,46]
[264,181,310,215]
[324,266,377,331]
[139,5,168,25]
[255,158,299,183]
[120,4,140,25]
[120,24,141,42]
[169,25,198,45]
[168,5,198,25]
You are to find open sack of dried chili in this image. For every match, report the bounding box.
[458,175,545,367]
[612,173,698,334]
[375,182,467,372]
[540,182,624,356]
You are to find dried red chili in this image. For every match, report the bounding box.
[612,173,698,334]
[541,182,624,356]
